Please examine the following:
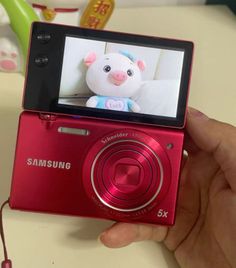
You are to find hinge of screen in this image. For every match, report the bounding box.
[39,113,57,121]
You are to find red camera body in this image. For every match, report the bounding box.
[9,22,193,225]
[10,112,183,225]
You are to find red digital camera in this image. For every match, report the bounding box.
[9,22,193,225]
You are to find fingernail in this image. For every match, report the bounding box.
[188,107,209,120]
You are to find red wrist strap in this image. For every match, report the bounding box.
[0,200,11,268]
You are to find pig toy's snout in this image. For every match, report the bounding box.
[109,70,128,86]
[0,59,17,71]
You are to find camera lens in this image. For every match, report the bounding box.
[90,141,164,212]
[83,129,171,214]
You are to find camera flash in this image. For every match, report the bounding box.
[58,127,90,136]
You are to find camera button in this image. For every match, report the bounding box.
[36,32,51,44]
[34,55,49,67]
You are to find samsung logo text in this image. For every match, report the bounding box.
[26,158,71,170]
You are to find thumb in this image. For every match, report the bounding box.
[187,107,236,192]
[99,222,168,248]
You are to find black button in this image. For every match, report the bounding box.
[36,32,51,44]
[34,55,49,67]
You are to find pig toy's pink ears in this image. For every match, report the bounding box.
[84,52,97,66]
[137,60,146,71]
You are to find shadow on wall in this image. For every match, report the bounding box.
[64,218,113,248]
[207,0,236,14]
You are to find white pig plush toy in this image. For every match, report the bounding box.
[84,52,145,112]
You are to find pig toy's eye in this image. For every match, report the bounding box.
[127,69,134,76]
[103,65,111,72]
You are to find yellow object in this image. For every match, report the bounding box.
[80,0,115,29]
[42,8,57,21]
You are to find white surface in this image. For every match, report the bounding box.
[134,79,180,117]
[0,4,236,268]
[116,0,206,7]
[156,50,184,80]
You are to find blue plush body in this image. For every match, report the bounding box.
[94,96,134,112]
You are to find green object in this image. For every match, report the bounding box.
[0,0,39,66]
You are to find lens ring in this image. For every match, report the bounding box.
[82,129,171,215]
[91,139,164,212]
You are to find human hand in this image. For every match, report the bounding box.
[99,108,236,268]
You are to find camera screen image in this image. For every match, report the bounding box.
[58,36,185,118]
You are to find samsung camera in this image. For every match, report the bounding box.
[9,22,193,225]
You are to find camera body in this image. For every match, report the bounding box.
[10,112,183,224]
[9,22,193,225]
